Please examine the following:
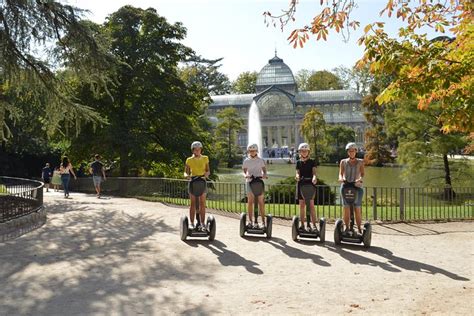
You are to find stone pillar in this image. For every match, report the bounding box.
[277,125,282,147]
[287,126,292,148]
[267,126,273,147]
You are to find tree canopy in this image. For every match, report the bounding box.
[231,71,258,94]
[0,0,114,140]
[67,6,211,176]
[265,0,473,133]
[215,107,244,168]
[180,58,231,96]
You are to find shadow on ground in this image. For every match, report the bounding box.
[0,198,213,315]
[186,239,263,275]
[325,241,470,281]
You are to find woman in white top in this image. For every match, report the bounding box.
[60,156,77,198]
[242,144,267,227]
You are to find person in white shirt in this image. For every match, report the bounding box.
[242,144,268,227]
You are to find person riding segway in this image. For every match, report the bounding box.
[239,144,272,238]
[334,142,371,247]
[180,141,216,241]
[291,143,326,242]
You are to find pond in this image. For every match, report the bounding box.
[216,160,474,188]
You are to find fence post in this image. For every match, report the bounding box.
[400,187,405,221]
[372,187,377,220]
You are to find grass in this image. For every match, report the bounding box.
[137,195,473,222]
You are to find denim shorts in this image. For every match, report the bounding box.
[340,185,364,207]
[92,176,102,186]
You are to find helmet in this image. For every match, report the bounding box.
[298,143,310,151]
[191,141,203,150]
[345,142,358,151]
[247,143,258,152]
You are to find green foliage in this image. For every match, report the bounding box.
[266,177,336,205]
[0,1,113,140]
[179,58,231,95]
[215,107,244,168]
[386,100,470,187]
[231,71,258,94]
[300,109,328,163]
[67,6,212,177]
[325,124,355,162]
[362,90,393,166]
[332,64,373,96]
[306,70,343,91]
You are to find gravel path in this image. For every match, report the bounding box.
[0,191,473,315]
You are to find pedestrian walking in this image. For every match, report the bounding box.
[41,163,52,192]
[89,154,106,198]
[60,156,77,198]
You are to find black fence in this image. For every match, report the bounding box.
[69,177,474,222]
[0,176,44,223]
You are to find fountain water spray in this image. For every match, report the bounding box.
[248,100,263,157]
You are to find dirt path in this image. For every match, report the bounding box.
[0,191,473,315]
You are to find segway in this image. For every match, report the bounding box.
[239,176,272,238]
[291,177,326,242]
[180,176,216,241]
[334,181,371,247]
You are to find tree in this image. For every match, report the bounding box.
[295,69,313,91]
[300,109,327,163]
[215,107,244,168]
[68,6,208,177]
[180,58,231,95]
[325,124,355,162]
[306,70,343,91]
[386,101,470,197]
[231,71,258,94]
[265,1,473,133]
[332,64,373,96]
[363,94,393,167]
[0,1,113,140]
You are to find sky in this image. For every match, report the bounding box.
[69,0,434,81]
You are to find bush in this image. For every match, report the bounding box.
[266,177,336,205]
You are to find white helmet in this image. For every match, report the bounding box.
[345,142,358,151]
[298,143,310,151]
[191,141,203,150]
[247,143,258,152]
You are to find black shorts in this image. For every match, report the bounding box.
[43,177,51,184]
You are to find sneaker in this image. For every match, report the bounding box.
[299,225,306,231]
[247,222,253,229]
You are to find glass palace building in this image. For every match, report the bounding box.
[208,54,366,152]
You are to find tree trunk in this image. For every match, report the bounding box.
[442,154,456,200]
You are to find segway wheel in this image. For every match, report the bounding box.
[291,216,299,241]
[319,218,326,242]
[334,219,344,245]
[180,215,189,241]
[207,215,216,241]
[265,214,273,239]
[363,222,372,248]
[239,212,247,238]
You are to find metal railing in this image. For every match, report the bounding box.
[69,177,473,222]
[0,176,44,223]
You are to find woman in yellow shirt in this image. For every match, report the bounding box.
[184,141,210,230]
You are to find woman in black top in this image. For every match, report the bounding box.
[295,143,318,231]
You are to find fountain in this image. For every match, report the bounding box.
[247,100,263,157]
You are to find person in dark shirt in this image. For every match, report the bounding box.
[89,154,106,198]
[295,143,318,231]
[41,163,52,192]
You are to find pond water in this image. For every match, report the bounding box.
[217,161,474,188]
